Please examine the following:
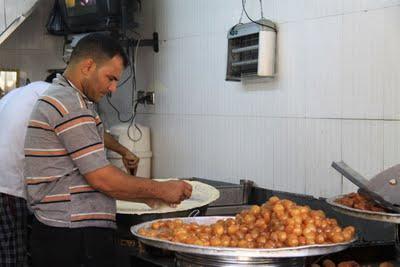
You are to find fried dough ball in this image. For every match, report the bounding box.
[379,262,394,267]
[338,261,360,267]
[336,192,386,212]
[322,259,336,267]
[250,205,261,215]
[212,224,224,236]
[138,196,356,249]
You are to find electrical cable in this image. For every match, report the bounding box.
[114,67,132,88]
[133,36,141,81]
[241,0,276,31]
[239,1,245,24]
[106,33,145,142]
[105,43,135,122]
[106,94,133,122]
[127,100,143,142]
[127,37,144,143]
[229,0,246,35]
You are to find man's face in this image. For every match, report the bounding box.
[83,55,125,103]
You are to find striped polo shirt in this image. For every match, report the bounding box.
[24,74,116,229]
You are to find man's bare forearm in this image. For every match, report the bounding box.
[104,132,129,156]
[85,165,160,201]
[84,165,192,204]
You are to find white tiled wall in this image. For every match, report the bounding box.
[383,6,400,120]
[384,121,400,169]
[0,0,5,34]
[4,0,20,27]
[342,9,385,119]
[304,119,342,197]
[304,16,343,118]
[273,118,306,194]
[341,120,384,193]
[0,0,64,81]
[128,0,400,198]
[138,113,275,188]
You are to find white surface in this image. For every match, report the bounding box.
[273,118,306,194]
[130,1,400,198]
[341,120,384,193]
[383,121,400,169]
[4,0,19,27]
[109,123,151,153]
[137,114,275,189]
[257,30,276,77]
[341,9,385,119]
[304,16,343,118]
[116,179,220,214]
[305,119,342,197]
[0,82,50,199]
[0,0,4,34]
[108,123,152,177]
[383,6,400,120]
[1,0,38,46]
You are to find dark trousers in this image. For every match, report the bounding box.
[30,218,116,267]
[0,193,28,267]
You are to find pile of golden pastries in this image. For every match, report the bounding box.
[335,192,386,212]
[312,259,394,267]
[138,196,355,248]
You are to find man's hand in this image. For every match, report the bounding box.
[133,198,179,209]
[141,199,165,208]
[158,180,192,205]
[103,132,140,174]
[122,150,139,174]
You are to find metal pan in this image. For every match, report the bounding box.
[332,161,400,212]
[326,195,400,224]
[130,216,356,258]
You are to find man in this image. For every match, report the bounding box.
[0,81,49,267]
[0,76,140,266]
[24,33,192,267]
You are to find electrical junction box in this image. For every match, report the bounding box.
[226,19,277,82]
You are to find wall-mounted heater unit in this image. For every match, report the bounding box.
[226,19,277,81]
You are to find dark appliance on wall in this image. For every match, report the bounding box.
[57,0,138,34]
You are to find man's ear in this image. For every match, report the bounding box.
[81,58,96,76]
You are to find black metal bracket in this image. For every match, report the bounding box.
[130,32,159,53]
[120,0,159,53]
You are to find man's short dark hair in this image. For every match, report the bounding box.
[69,33,129,68]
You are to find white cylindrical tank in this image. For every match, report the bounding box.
[107,123,152,178]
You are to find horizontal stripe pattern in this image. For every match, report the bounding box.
[71,213,116,222]
[70,185,96,194]
[28,120,53,131]
[54,115,96,135]
[25,148,68,157]
[25,76,115,229]
[70,143,104,160]
[41,194,70,203]
[39,95,68,116]
[26,175,61,185]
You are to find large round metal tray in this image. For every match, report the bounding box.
[326,195,400,224]
[130,216,356,258]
